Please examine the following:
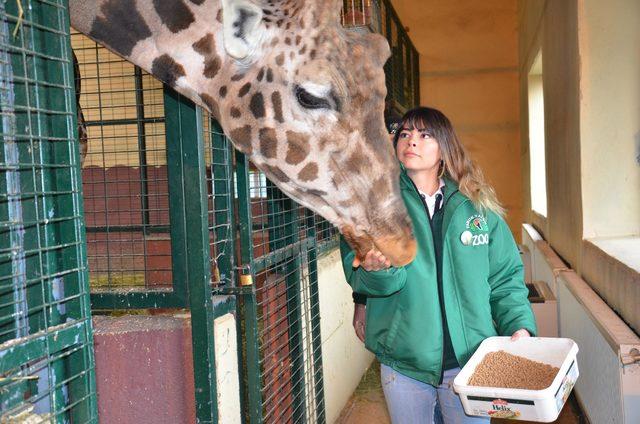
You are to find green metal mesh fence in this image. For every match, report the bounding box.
[231,155,325,424]
[0,0,96,421]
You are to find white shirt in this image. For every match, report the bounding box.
[418,178,445,219]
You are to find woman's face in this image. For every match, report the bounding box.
[396,127,442,173]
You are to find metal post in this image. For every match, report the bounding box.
[235,151,263,424]
[164,89,218,423]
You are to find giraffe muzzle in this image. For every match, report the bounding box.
[372,233,416,267]
[341,225,416,267]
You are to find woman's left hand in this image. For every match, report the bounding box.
[511,329,531,341]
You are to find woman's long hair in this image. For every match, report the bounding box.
[393,107,505,216]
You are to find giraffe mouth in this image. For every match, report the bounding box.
[341,225,416,267]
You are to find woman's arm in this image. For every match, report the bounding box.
[340,236,407,297]
[487,216,537,337]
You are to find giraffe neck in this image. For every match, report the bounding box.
[70,0,237,117]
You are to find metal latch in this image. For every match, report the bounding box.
[238,264,253,286]
[621,347,640,366]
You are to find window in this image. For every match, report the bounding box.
[528,51,547,217]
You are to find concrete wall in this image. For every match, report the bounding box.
[317,249,374,424]
[92,315,196,424]
[578,0,640,239]
[390,0,523,238]
[518,0,583,269]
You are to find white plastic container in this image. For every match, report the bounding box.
[453,337,579,422]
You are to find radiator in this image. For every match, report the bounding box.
[522,224,640,424]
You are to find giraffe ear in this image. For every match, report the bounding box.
[221,0,264,60]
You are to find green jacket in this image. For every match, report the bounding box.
[340,171,536,386]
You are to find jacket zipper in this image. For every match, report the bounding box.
[407,178,459,385]
[426,201,447,385]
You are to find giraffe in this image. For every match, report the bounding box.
[69,0,417,266]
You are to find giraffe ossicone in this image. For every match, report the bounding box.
[70,0,416,266]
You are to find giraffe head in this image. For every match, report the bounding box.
[212,0,416,265]
[69,0,416,265]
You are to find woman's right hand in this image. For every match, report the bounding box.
[353,249,391,271]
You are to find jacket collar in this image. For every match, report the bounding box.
[399,164,460,203]
[399,164,471,233]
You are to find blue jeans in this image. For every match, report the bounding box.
[381,364,489,424]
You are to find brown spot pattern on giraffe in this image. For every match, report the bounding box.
[263,164,290,183]
[230,107,242,118]
[249,93,265,119]
[363,110,393,164]
[90,0,152,57]
[219,86,228,98]
[271,91,284,123]
[199,93,220,119]
[332,177,342,190]
[192,33,213,55]
[346,149,369,173]
[152,0,195,33]
[285,131,310,165]
[151,54,185,87]
[298,163,318,182]
[259,128,278,159]
[229,125,253,154]
[368,176,392,208]
[238,82,252,97]
[307,188,328,197]
[266,69,274,83]
[204,58,221,78]
[275,53,285,66]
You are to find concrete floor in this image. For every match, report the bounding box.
[336,360,587,424]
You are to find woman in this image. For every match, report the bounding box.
[341,107,536,423]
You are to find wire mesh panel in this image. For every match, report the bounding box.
[203,116,236,289]
[70,31,190,309]
[230,152,325,424]
[71,31,170,289]
[314,216,339,254]
[0,0,96,422]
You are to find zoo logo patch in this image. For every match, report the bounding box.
[466,214,488,233]
[461,214,489,246]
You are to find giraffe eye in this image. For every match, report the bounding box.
[295,86,332,110]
